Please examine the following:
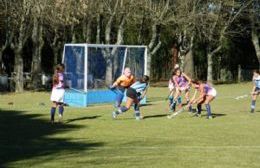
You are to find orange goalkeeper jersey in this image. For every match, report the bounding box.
[114,75,135,88]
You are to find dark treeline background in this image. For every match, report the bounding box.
[0,0,259,92]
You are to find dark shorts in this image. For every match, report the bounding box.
[126,88,138,99]
[117,86,126,93]
[255,87,260,94]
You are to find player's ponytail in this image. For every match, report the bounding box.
[253,69,260,75]
[139,75,149,83]
[52,64,63,85]
[191,79,201,85]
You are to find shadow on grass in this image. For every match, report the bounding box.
[0,109,103,167]
[143,114,168,119]
[66,115,101,123]
[139,103,154,107]
[201,113,226,117]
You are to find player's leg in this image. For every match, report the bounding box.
[172,89,181,111]
[205,96,215,119]
[115,90,124,108]
[58,103,64,122]
[251,92,258,113]
[133,99,142,120]
[185,88,190,105]
[196,97,206,117]
[168,90,174,111]
[112,97,134,119]
[50,102,57,123]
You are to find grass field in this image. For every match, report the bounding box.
[1,82,260,168]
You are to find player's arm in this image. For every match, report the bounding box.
[190,89,198,104]
[194,86,205,103]
[251,81,256,95]
[111,76,123,88]
[173,76,180,90]
[140,85,149,99]
[182,73,191,85]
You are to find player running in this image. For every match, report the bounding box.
[112,75,149,120]
[109,67,135,108]
[250,70,260,113]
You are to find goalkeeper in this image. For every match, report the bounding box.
[109,67,135,108]
[112,75,149,120]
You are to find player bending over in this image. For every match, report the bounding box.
[112,75,149,120]
[172,68,191,111]
[190,80,217,119]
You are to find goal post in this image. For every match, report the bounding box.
[62,43,148,107]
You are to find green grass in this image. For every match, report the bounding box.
[1,82,260,168]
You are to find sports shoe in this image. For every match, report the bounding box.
[250,109,254,113]
[58,114,63,123]
[135,116,143,120]
[207,116,213,119]
[112,111,117,119]
[194,113,201,118]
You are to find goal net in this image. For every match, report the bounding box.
[63,44,147,92]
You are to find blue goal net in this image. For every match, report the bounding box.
[63,44,147,92]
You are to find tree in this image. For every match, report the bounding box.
[194,0,253,81]
[9,0,33,92]
[251,0,260,65]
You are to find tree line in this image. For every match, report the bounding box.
[0,0,259,92]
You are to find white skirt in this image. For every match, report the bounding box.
[168,83,175,91]
[50,88,65,103]
[179,85,190,91]
[207,88,217,97]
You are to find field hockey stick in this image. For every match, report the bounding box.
[234,91,260,100]
[107,85,124,95]
[234,94,249,100]
[167,103,190,119]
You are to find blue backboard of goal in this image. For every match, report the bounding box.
[62,44,147,107]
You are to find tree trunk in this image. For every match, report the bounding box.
[207,52,213,82]
[31,17,44,89]
[96,14,101,44]
[14,46,24,92]
[71,25,76,43]
[147,24,162,76]
[12,14,28,92]
[207,45,222,82]
[252,29,260,65]
[184,49,194,78]
[171,43,178,69]
[104,0,119,83]
[0,45,7,73]
[83,18,92,43]
[184,36,194,77]
[137,14,145,44]
[51,28,60,66]
[53,45,60,66]
[104,20,113,83]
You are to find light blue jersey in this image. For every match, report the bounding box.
[130,81,148,94]
[254,76,260,88]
